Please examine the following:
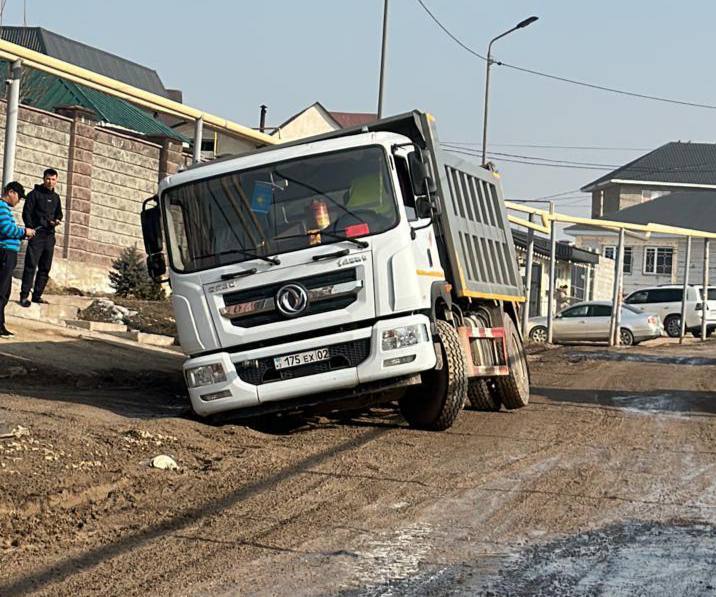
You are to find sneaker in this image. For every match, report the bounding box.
[32,298,48,304]
[0,327,14,338]
[19,298,31,308]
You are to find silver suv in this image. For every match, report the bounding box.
[624,285,716,337]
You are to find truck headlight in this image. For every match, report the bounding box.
[185,363,227,388]
[382,324,428,351]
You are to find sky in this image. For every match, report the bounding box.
[3,0,716,230]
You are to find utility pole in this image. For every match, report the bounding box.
[377,0,389,118]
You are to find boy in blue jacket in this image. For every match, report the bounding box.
[0,182,35,337]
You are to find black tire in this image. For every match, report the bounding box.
[467,378,501,411]
[495,313,530,410]
[691,328,714,338]
[663,315,681,338]
[529,325,548,343]
[619,327,635,346]
[399,320,467,431]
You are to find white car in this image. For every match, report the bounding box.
[623,285,716,338]
[527,301,663,346]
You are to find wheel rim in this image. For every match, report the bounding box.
[620,329,633,346]
[531,327,547,343]
[666,317,681,336]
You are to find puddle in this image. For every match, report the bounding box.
[568,351,716,367]
[348,520,716,596]
[533,386,716,416]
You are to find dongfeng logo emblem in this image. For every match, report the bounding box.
[276,283,309,317]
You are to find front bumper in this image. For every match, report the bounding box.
[184,314,436,416]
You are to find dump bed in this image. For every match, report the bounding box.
[419,113,524,301]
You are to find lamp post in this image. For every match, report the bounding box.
[481,16,538,165]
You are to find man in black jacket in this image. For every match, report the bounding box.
[19,168,63,306]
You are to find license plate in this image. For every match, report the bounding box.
[274,348,330,370]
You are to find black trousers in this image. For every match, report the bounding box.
[0,248,17,330]
[21,233,55,300]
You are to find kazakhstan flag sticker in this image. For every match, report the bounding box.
[251,181,273,214]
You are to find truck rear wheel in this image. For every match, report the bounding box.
[467,378,501,411]
[495,313,530,410]
[399,320,467,431]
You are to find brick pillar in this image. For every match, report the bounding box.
[57,105,96,261]
[147,136,184,182]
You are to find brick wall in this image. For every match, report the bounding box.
[0,100,185,291]
[88,130,161,268]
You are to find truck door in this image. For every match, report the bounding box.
[394,152,444,296]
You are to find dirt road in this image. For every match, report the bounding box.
[1,319,715,596]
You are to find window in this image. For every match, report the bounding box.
[625,291,648,304]
[163,146,399,273]
[646,288,682,303]
[603,245,632,273]
[588,304,612,317]
[644,247,673,275]
[561,305,589,318]
[395,155,417,221]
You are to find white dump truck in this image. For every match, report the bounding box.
[141,111,529,430]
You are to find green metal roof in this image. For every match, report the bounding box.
[19,69,187,142]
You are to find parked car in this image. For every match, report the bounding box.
[623,285,716,338]
[527,301,662,346]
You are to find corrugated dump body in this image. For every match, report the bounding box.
[420,113,525,302]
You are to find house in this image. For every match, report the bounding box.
[569,141,716,293]
[511,229,613,317]
[567,192,716,293]
[271,102,377,141]
[583,141,716,218]
[1,27,186,142]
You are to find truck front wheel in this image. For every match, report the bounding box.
[399,320,467,431]
[495,313,530,410]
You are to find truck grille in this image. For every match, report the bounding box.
[223,268,358,328]
[235,338,371,385]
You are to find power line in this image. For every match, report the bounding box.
[443,146,613,170]
[416,0,716,111]
[415,0,486,61]
[443,144,716,174]
[443,141,651,152]
[442,143,622,167]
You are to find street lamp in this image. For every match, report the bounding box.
[481,16,538,165]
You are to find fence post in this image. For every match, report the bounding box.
[609,228,625,346]
[192,116,204,164]
[2,59,22,188]
[702,238,710,341]
[547,202,556,344]
[521,213,535,336]
[679,236,691,343]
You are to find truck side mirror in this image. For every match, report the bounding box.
[141,196,168,283]
[408,152,436,197]
[415,196,433,219]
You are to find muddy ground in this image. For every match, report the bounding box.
[0,318,715,596]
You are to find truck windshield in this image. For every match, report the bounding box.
[163,146,398,273]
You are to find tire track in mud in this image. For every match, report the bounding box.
[0,426,392,597]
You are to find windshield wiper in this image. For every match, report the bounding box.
[195,248,280,266]
[274,230,368,248]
